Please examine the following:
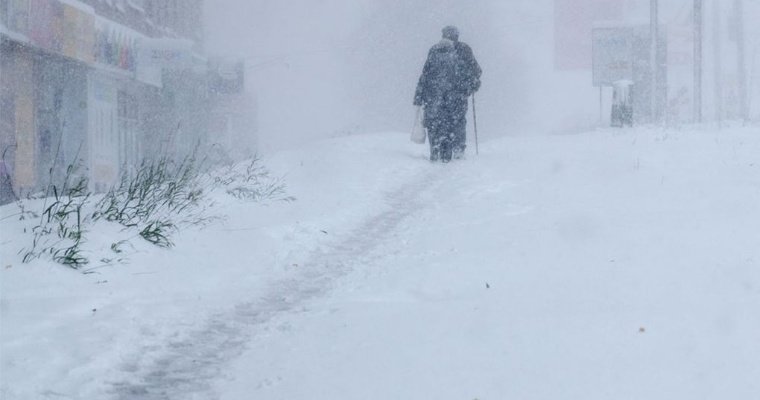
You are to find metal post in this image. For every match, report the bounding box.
[714,0,723,126]
[650,0,659,123]
[694,0,703,123]
[735,0,748,122]
[600,86,604,126]
[472,95,479,155]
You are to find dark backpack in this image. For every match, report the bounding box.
[428,42,464,96]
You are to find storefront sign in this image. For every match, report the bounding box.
[136,38,199,87]
[94,16,138,72]
[139,38,196,70]
[28,0,63,52]
[61,1,94,63]
[26,0,94,64]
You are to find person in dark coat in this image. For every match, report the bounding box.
[414,26,481,162]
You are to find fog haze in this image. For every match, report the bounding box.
[205,1,551,152]
[205,0,760,153]
[6,1,760,398]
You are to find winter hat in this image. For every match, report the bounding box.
[442,25,459,42]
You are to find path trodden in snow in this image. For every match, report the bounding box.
[218,128,760,400]
[2,128,760,399]
[109,170,440,399]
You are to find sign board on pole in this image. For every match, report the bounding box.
[592,27,634,86]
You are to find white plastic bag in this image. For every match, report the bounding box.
[410,106,426,144]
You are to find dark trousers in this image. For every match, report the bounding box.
[452,114,467,155]
[428,123,454,162]
[424,95,468,162]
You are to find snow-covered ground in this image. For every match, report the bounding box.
[2,127,760,399]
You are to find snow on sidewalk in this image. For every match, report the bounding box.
[217,127,760,400]
[0,133,435,400]
[3,127,760,399]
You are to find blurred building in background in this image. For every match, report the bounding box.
[207,56,256,163]
[554,0,760,126]
[592,23,668,124]
[0,0,254,202]
[144,0,204,50]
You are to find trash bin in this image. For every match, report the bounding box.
[0,160,15,205]
[611,80,633,128]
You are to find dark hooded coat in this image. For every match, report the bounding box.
[414,39,481,159]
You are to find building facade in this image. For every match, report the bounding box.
[0,0,230,202]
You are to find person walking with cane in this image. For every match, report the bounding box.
[414,26,482,162]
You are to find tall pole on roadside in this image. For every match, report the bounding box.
[735,0,748,123]
[713,0,723,126]
[650,0,659,124]
[472,95,479,155]
[694,0,704,123]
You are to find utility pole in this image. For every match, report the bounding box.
[735,0,748,123]
[694,0,703,123]
[714,0,723,126]
[650,0,659,123]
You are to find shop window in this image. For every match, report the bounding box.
[117,91,138,168]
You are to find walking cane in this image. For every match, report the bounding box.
[472,95,479,155]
